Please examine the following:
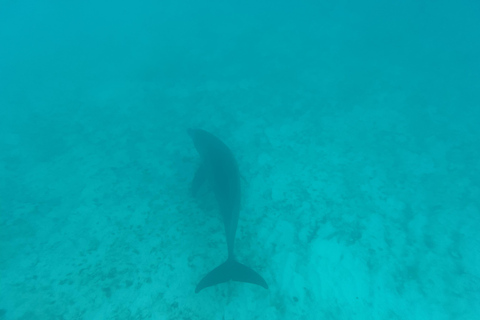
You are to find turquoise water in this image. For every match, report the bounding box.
[1,0,479,319]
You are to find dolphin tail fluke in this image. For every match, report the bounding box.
[195,258,268,293]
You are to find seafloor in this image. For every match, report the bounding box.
[2,73,479,319]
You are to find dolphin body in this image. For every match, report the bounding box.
[188,128,268,293]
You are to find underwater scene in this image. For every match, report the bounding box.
[1,0,479,319]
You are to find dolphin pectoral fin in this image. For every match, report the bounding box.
[195,259,268,293]
[191,163,208,197]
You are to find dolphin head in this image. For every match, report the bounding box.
[188,128,208,157]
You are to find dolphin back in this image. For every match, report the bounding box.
[195,258,268,293]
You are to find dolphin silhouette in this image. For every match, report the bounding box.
[188,128,268,293]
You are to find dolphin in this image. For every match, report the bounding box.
[188,128,268,293]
